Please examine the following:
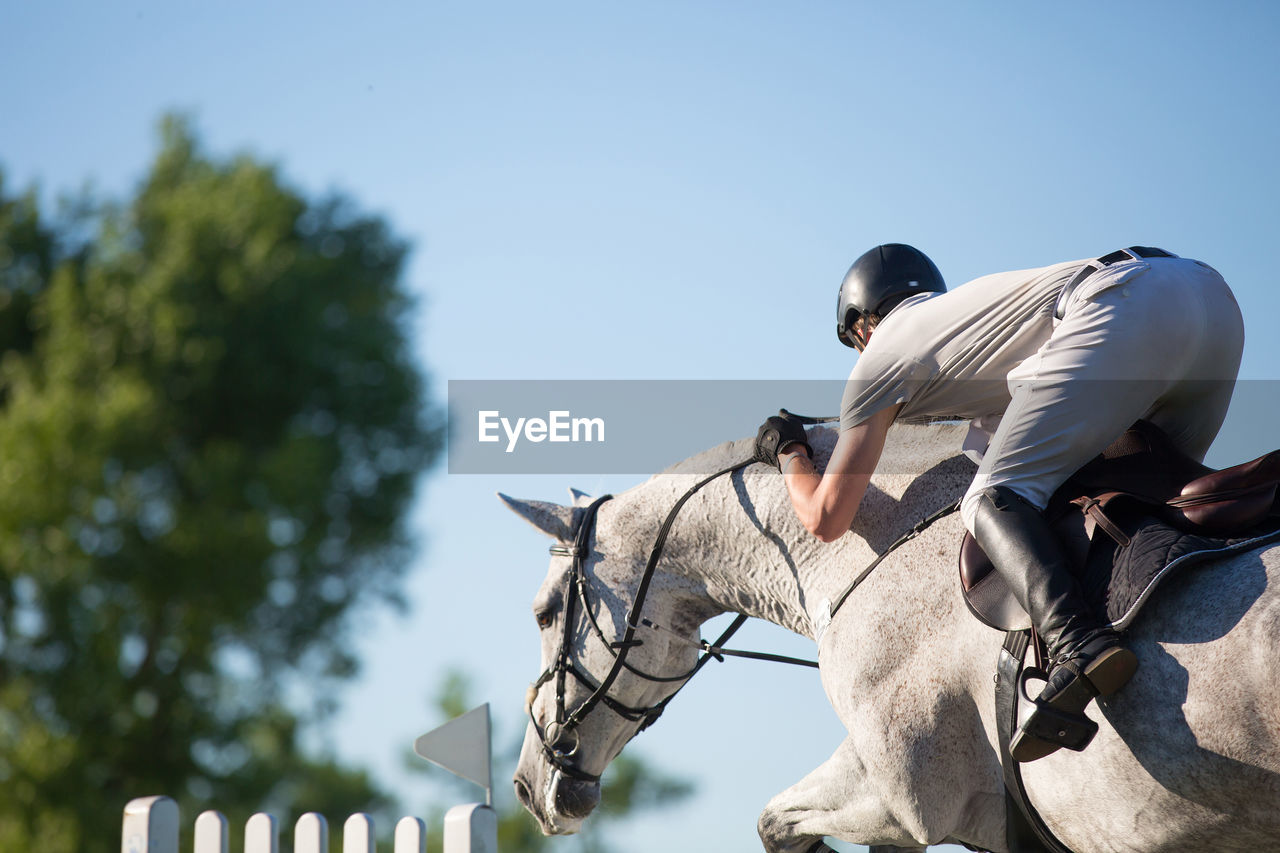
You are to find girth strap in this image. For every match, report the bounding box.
[996,630,1076,853]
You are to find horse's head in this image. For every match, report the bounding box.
[501,487,705,834]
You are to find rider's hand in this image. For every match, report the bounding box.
[754,414,812,470]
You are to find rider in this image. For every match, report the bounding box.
[756,243,1244,761]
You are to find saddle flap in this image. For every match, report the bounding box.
[959,532,1032,632]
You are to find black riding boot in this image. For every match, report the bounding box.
[971,486,1138,761]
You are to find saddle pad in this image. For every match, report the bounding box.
[1084,513,1280,630]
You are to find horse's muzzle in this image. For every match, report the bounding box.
[514,767,601,835]
[552,775,601,820]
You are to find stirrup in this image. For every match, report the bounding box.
[1011,699,1099,762]
[1010,666,1099,762]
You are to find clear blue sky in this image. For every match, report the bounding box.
[4,2,1280,851]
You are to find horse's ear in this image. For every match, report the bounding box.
[567,487,593,508]
[498,494,578,542]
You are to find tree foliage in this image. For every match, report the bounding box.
[0,117,440,851]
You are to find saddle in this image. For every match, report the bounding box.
[960,420,1280,633]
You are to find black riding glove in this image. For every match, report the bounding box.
[754,414,812,470]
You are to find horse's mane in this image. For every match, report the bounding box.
[627,419,973,564]
[652,420,970,481]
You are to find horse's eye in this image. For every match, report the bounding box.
[536,609,554,629]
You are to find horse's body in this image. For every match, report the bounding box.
[507,422,1280,852]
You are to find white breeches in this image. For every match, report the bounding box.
[961,256,1245,532]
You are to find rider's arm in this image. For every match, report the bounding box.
[777,403,901,542]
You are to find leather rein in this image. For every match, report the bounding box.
[528,418,958,783]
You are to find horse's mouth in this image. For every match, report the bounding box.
[514,768,600,834]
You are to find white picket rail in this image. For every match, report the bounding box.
[122,796,491,853]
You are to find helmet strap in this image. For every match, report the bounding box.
[850,311,878,352]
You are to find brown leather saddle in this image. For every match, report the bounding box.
[960,420,1280,631]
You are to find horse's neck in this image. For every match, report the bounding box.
[649,470,846,638]
[623,423,974,640]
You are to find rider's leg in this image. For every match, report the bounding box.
[970,484,1137,761]
[960,258,1241,760]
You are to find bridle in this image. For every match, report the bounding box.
[527,460,767,782]
[527,421,959,784]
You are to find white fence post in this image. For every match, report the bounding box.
[294,813,328,853]
[394,817,427,853]
[343,813,376,853]
[194,810,229,853]
[443,804,497,853]
[122,796,178,853]
[246,813,279,853]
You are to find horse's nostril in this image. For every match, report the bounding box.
[514,778,532,808]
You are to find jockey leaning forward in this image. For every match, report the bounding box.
[755,243,1244,761]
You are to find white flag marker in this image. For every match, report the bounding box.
[414,703,493,804]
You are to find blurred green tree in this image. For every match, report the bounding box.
[0,117,440,851]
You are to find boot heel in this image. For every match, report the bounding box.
[1082,646,1138,696]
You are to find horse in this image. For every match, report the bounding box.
[504,421,1280,852]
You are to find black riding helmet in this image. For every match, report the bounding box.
[836,243,946,350]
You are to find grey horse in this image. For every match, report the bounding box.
[506,422,1280,852]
